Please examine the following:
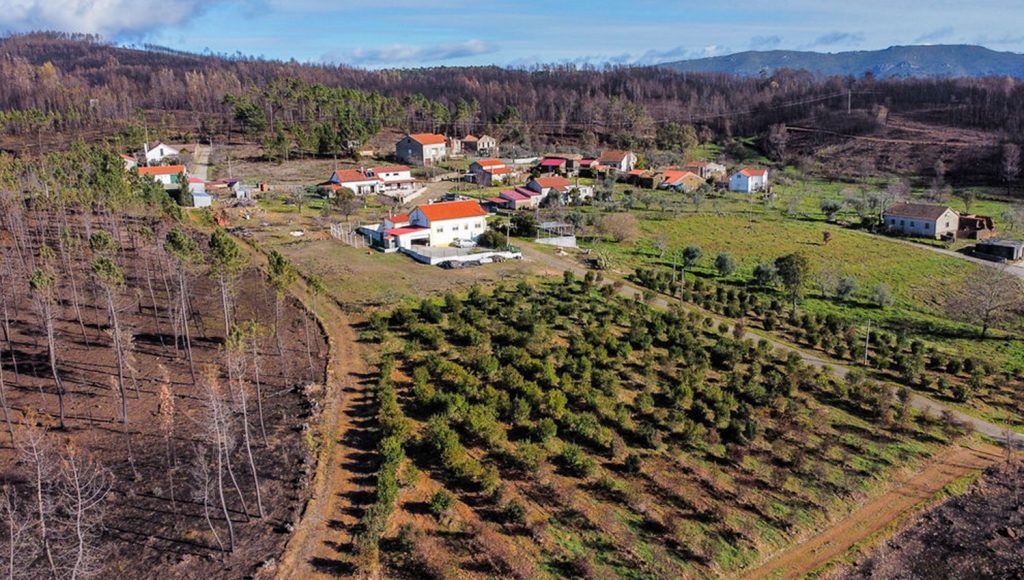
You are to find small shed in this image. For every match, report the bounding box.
[975,239,1024,262]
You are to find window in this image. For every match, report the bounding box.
[900,220,905,226]
[464,224,469,230]
[889,218,896,225]
[946,221,950,228]
[910,222,916,228]
[436,227,443,233]
[925,223,930,229]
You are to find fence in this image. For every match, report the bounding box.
[330,221,368,248]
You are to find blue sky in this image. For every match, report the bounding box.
[4,1,1024,68]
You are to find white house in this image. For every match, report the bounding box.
[144,143,180,165]
[883,203,960,239]
[729,168,769,193]
[597,150,638,173]
[395,133,448,166]
[121,154,138,171]
[322,169,382,196]
[368,165,416,192]
[463,134,498,156]
[684,161,727,181]
[138,165,187,189]
[375,200,488,250]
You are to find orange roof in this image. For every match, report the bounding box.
[333,169,379,183]
[138,165,186,176]
[416,200,487,222]
[474,158,504,168]
[408,133,446,146]
[533,176,571,189]
[661,170,702,184]
[373,165,410,174]
[739,168,768,177]
[462,135,479,142]
[386,213,410,223]
[488,167,513,175]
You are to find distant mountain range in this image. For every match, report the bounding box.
[659,45,1024,78]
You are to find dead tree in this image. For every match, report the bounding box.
[29,268,66,430]
[156,366,177,515]
[16,413,58,578]
[55,443,112,579]
[164,229,202,385]
[226,328,264,518]
[190,444,224,552]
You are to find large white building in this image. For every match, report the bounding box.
[373,200,488,250]
[369,165,416,192]
[729,168,769,193]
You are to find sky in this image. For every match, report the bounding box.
[2,1,1024,68]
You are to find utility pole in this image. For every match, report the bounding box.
[847,89,852,115]
[864,319,871,366]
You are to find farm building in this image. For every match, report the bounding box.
[138,165,187,189]
[462,134,498,156]
[883,203,959,239]
[684,161,727,180]
[974,239,1024,262]
[395,133,447,165]
[729,168,769,192]
[660,170,706,193]
[958,214,996,240]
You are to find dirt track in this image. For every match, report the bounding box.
[744,442,1004,579]
[233,238,376,579]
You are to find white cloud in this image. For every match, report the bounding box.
[0,0,220,38]
[325,39,497,66]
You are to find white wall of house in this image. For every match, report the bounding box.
[410,209,487,246]
[884,210,959,239]
[729,172,768,192]
[396,138,446,165]
[340,179,382,195]
[145,144,179,164]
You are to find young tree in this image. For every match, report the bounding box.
[752,262,777,288]
[156,365,177,514]
[774,253,811,310]
[268,250,298,375]
[29,268,66,430]
[165,228,202,384]
[682,245,703,275]
[871,283,895,310]
[820,199,843,222]
[714,252,737,278]
[226,326,265,518]
[208,228,246,339]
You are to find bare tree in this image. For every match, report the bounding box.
[226,327,264,518]
[190,444,223,552]
[55,442,112,579]
[0,485,37,579]
[240,321,269,446]
[946,264,1022,338]
[29,267,66,430]
[156,366,177,515]
[208,229,246,339]
[1004,143,1021,195]
[16,413,58,577]
[164,229,202,384]
[90,257,130,433]
[200,375,237,552]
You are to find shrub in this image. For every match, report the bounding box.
[429,490,454,518]
[556,444,596,478]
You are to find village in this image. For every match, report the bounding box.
[130,131,1024,270]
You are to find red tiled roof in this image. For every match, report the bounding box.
[627,169,646,176]
[462,135,479,142]
[580,159,596,165]
[598,150,631,164]
[515,187,541,198]
[474,158,504,168]
[532,176,571,189]
[540,158,567,167]
[739,168,768,177]
[138,165,186,176]
[386,213,410,224]
[485,196,506,204]
[416,200,488,221]
[661,170,701,184]
[488,167,513,175]
[333,169,380,183]
[408,133,446,146]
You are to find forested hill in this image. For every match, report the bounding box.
[3,32,1024,150]
[661,45,1024,79]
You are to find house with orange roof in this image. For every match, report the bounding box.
[683,160,727,181]
[660,170,706,193]
[138,164,187,189]
[396,133,448,165]
[321,168,383,196]
[729,168,769,193]
[469,158,513,186]
[463,134,497,156]
[368,165,416,192]
[373,200,488,250]
[121,154,138,171]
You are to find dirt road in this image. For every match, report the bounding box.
[744,442,1004,579]
[232,238,377,579]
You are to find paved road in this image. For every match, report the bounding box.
[520,243,1024,448]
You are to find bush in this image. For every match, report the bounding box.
[429,490,454,518]
[556,444,596,478]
